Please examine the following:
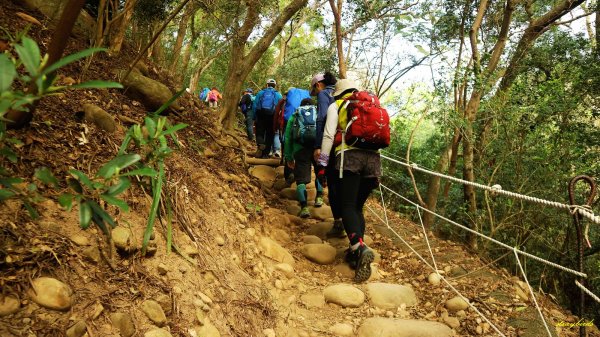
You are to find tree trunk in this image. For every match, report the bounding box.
[109,0,137,54]
[423,141,452,228]
[189,56,217,92]
[218,0,309,130]
[150,22,164,65]
[169,4,195,73]
[462,93,482,250]
[329,0,347,78]
[178,42,193,84]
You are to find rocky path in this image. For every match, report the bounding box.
[245,157,596,337]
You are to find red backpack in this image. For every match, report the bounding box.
[334,91,390,150]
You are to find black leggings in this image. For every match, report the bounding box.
[326,150,341,219]
[340,171,378,245]
[255,112,274,157]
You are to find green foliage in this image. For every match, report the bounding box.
[119,90,187,254]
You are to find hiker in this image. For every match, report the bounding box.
[207,87,222,109]
[284,98,324,218]
[311,72,344,238]
[199,87,210,105]
[318,78,388,283]
[252,79,282,158]
[239,88,255,141]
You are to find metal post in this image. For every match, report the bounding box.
[568,175,596,337]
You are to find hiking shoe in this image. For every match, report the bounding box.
[273,151,281,158]
[326,219,346,238]
[299,207,310,218]
[354,245,374,283]
[314,196,324,207]
[344,248,357,269]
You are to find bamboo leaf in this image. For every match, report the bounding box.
[97,154,141,179]
[69,170,95,189]
[0,189,15,201]
[87,200,116,228]
[162,123,187,136]
[34,167,59,187]
[153,89,185,115]
[121,167,157,177]
[106,177,131,196]
[41,47,107,76]
[58,193,74,211]
[0,54,17,92]
[100,194,129,212]
[69,80,123,89]
[14,37,41,77]
[79,201,92,229]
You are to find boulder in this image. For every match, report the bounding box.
[366,283,418,309]
[0,296,20,316]
[273,179,289,191]
[144,328,172,337]
[302,235,322,244]
[141,300,167,327]
[301,244,337,265]
[280,188,297,200]
[445,296,469,312]
[249,165,277,188]
[82,104,116,132]
[306,222,333,238]
[119,68,181,112]
[329,323,354,336]
[309,205,333,220]
[110,312,136,337]
[285,203,301,217]
[357,318,455,337]
[259,237,295,266]
[323,284,365,308]
[28,277,73,311]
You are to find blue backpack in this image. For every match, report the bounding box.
[284,88,311,121]
[199,88,209,101]
[292,105,317,146]
[258,88,277,114]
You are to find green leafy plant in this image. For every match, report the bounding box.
[60,154,156,234]
[118,90,187,254]
[0,35,122,115]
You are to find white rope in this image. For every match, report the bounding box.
[513,248,553,337]
[416,206,439,272]
[575,281,600,304]
[366,203,507,336]
[380,154,600,224]
[379,183,587,278]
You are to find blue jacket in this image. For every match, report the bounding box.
[252,87,283,118]
[314,85,336,149]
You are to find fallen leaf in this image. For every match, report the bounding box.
[16,12,42,26]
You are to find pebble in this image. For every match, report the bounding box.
[428,272,441,285]
[28,277,73,311]
[329,323,354,336]
[445,296,469,311]
[70,234,90,246]
[110,312,136,337]
[263,328,276,337]
[66,320,87,337]
[323,284,365,308]
[141,300,167,327]
[0,296,20,316]
[157,263,168,275]
[144,328,172,337]
[215,236,225,246]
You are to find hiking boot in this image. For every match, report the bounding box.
[314,196,324,207]
[326,219,346,238]
[344,248,357,269]
[299,207,310,218]
[273,151,281,158]
[353,244,374,283]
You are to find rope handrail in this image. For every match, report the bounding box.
[379,154,600,224]
[365,202,507,336]
[379,183,587,278]
[575,281,600,304]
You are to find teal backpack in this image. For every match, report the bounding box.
[292,105,317,146]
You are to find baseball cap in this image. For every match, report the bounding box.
[267,79,277,85]
[246,88,253,93]
[310,73,325,95]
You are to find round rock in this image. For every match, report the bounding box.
[366,283,417,309]
[28,277,73,311]
[141,300,167,327]
[428,273,441,285]
[66,320,87,337]
[323,284,365,308]
[357,317,454,337]
[301,244,337,265]
[259,237,295,266]
[302,235,322,244]
[445,296,469,311]
[275,263,295,278]
[329,323,354,336]
[0,296,20,316]
[309,205,333,220]
[144,328,172,337]
[110,312,135,337]
[112,227,134,252]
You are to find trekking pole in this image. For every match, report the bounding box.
[339,116,358,179]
